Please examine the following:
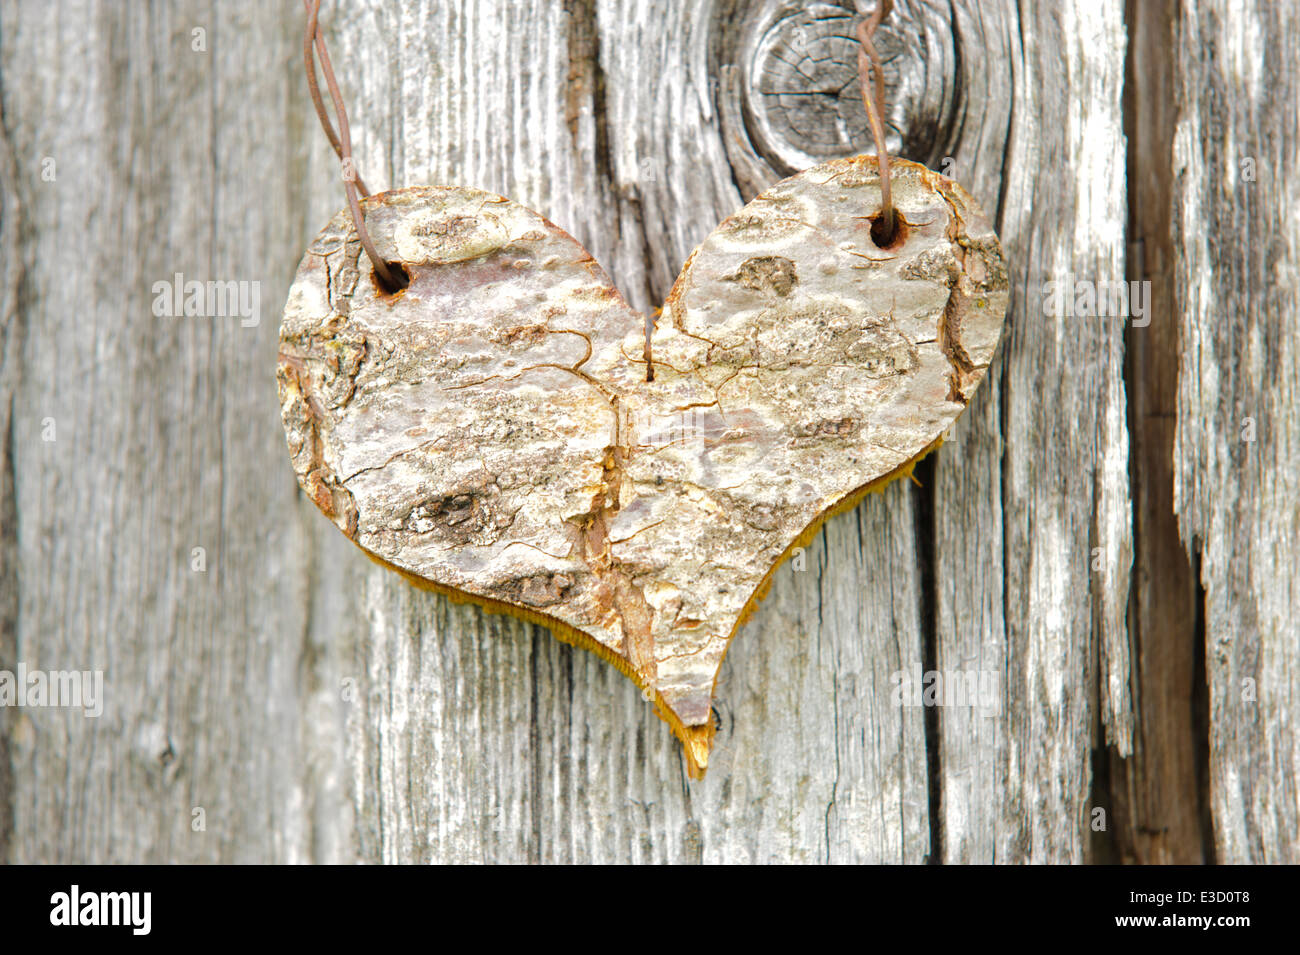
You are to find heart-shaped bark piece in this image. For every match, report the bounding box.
[277,156,1006,776]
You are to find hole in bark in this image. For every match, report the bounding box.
[373,260,410,296]
[869,208,907,249]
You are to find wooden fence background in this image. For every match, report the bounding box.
[0,0,1294,863]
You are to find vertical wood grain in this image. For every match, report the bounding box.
[0,0,354,863]
[0,23,23,862]
[924,0,1133,863]
[1172,0,1300,863]
[1110,0,1207,865]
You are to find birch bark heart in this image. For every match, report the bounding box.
[277,156,1006,777]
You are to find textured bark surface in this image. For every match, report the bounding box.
[278,162,1005,776]
[0,0,1292,864]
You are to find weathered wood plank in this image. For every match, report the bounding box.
[917,0,1133,862]
[1109,0,1206,865]
[0,19,23,864]
[1172,0,1300,863]
[0,0,353,863]
[923,0,1021,864]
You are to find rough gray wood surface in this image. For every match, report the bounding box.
[0,0,355,863]
[1171,0,1299,864]
[0,0,1291,864]
[927,0,1133,864]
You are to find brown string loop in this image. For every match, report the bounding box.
[303,0,403,291]
[856,0,897,245]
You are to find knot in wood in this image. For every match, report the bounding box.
[743,2,904,173]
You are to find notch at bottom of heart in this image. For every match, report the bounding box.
[278,155,1006,778]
